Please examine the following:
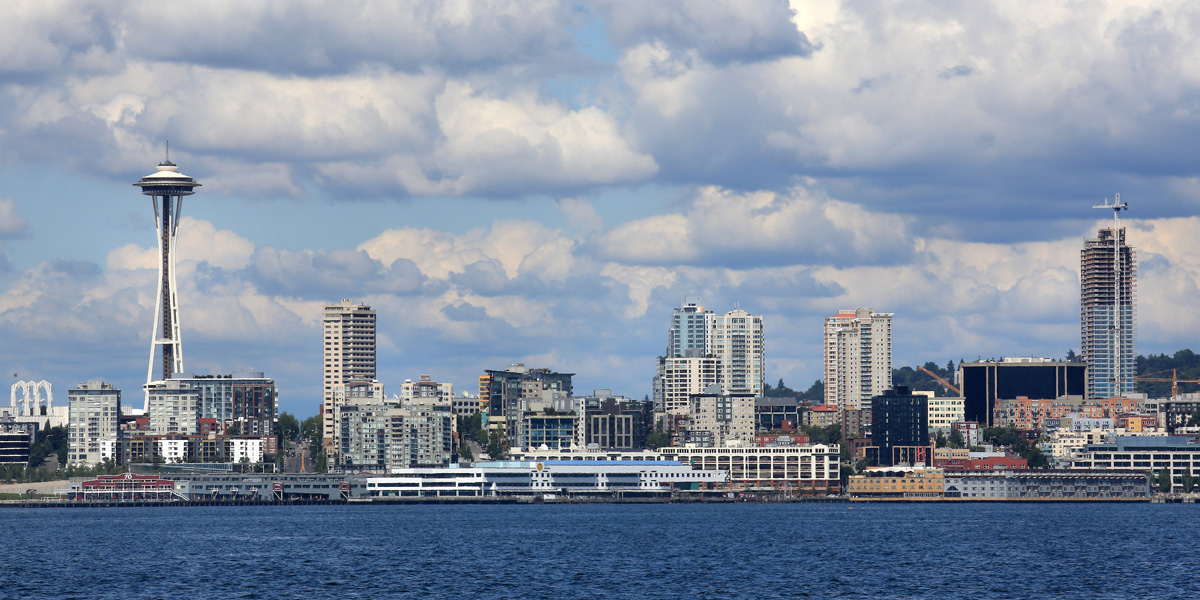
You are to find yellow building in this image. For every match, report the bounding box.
[848,466,944,499]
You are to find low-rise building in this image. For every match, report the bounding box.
[367,460,728,498]
[0,412,36,464]
[806,405,839,428]
[661,444,841,495]
[848,466,944,499]
[755,397,800,431]
[1069,436,1200,493]
[681,389,755,447]
[927,396,965,432]
[334,399,454,473]
[943,470,1149,499]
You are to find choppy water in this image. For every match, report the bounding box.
[0,503,1195,599]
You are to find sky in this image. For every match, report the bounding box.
[2,0,1199,418]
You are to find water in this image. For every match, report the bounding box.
[0,503,1196,599]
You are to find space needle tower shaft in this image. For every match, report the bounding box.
[133,145,201,396]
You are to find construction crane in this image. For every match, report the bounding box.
[918,366,961,395]
[1134,369,1200,399]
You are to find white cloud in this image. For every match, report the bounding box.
[597,186,914,267]
[0,199,31,238]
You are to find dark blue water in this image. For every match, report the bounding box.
[0,503,1195,599]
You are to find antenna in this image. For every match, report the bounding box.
[165,140,169,163]
[1092,194,1129,398]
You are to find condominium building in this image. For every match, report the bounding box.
[1081,227,1137,399]
[144,379,199,435]
[655,356,721,416]
[322,300,377,450]
[67,381,121,466]
[399,375,453,408]
[482,363,573,446]
[334,399,454,473]
[668,300,714,358]
[713,308,765,396]
[654,301,765,412]
[682,391,755,447]
[144,372,278,437]
[824,308,892,410]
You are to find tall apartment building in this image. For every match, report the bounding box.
[1081,227,1137,399]
[713,308,765,396]
[654,300,765,416]
[655,356,721,416]
[824,308,893,411]
[669,300,715,358]
[68,381,121,466]
[322,299,376,450]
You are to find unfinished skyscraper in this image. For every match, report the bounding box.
[1082,197,1137,399]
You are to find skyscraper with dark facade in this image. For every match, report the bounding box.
[871,386,928,466]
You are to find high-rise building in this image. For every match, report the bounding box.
[68,381,121,466]
[1081,226,1137,399]
[824,308,893,411]
[133,154,201,407]
[958,359,1086,426]
[400,375,454,408]
[654,300,765,414]
[871,386,928,467]
[713,308,765,396]
[668,300,714,358]
[322,299,376,450]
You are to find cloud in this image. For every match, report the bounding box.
[597,1,815,64]
[595,186,915,268]
[0,199,31,238]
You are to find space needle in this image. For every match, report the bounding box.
[133,145,201,405]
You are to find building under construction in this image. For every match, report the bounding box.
[1081,226,1137,399]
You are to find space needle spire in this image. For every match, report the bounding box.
[133,144,201,406]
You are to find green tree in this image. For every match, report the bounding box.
[225,424,241,435]
[948,427,965,449]
[278,412,300,440]
[459,443,474,462]
[301,415,322,441]
[646,418,671,449]
[1158,468,1174,493]
[1188,411,1200,427]
[1183,469,1195,494]
[935,432,948,448]
[486,427,509,460]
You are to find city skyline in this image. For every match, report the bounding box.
[2,2,1200,416]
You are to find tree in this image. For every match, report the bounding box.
[460,443,474,462]
[1024,447,1051,469]
[301,415,322,441]
[948,427,965,449]
[1066,349,1077,362]
[486,427,509,460]
[278,412,300,441]
[225,424,241,435]
[1189,411,1200,427]
[934,432,948,448]
[1158,468,1173,493]
[1183,469,1195,494]
[646,419,671,449]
